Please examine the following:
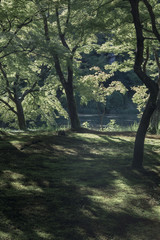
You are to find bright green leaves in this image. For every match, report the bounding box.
[77,66,127,107]
[132,86,149,118]
[77,67,112,105]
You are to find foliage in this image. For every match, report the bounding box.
[105,119,119,131]
[132,86,149,118]
[23,82,68,128]
[82,121,90,128]
[77,66,127,112]
[0,53,68,128]
[77,67,112,105]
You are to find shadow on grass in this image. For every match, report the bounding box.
[0,131,160,240]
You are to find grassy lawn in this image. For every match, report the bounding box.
[0,130,160,240]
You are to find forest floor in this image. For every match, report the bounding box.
[0,129,160,240]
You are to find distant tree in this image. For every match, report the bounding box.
[0,1,68,130]
[27,0,103,130]
[0,61,37,130]
[0,56,68,130]
[0,0,33,130]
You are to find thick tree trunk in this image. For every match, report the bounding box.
[15,100,27,130]
[65,83,80,130]
[132,97,157,169]
[54,53,81,130]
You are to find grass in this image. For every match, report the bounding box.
[0,129,160,240]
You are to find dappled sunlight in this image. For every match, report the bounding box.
[53,144,78,156]
[11,181,44,192]
[0,231,10,239]
[0,131,160,240]
[2,170,25,180]
[152,206,160,217]
[35,230,54,239]
[1,170,43,192]
[74,133,108,143]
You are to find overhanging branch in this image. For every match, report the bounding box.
[143,0,160,42]
[0,98,17,115]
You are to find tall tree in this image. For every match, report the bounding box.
[93,0,160,168]
[129,0,159,169]
[30,0,100,130]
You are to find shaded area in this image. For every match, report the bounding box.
[0,131,160,240]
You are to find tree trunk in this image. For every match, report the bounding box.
[150,88,160,134]
[54,53,81,131]
[15,100,27,130]
[65,83,80,130]
[132,97,157,169]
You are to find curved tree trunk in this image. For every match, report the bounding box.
[132,97,157,169]
[129,0,159,169]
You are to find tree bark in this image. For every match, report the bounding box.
[150,93,160,134]
[54,54,81,130]
[15,100,27,130]
[132,97,157,169]
[65,82,81,130]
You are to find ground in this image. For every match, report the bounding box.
[0,129,160,240]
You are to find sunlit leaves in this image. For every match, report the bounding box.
[77,66,127,105]
[132,86,149,118]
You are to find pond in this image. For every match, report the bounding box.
[57,113,139,129]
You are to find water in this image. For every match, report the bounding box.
[79,113,138,129]
[57,113,139,129]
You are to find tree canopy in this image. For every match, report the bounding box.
[0,0,160,168]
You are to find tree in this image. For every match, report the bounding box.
[0,0,34,130]
[0,59,68,130]
[28,0,102,130]
[0,1,68,130]
[0,63,36,130]
[128,0,159,169]
[94,0,160,169]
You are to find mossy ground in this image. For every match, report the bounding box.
[0,130,160,240]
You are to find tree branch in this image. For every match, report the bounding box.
[0,17,32,54]
[40,10,50,42]
[0,47,35,60]
[64,0,71,35]
[154,49,160,82]
[54,54,66,88]
[129,0,158,101]
[55,6,70,50]
[0,63,15,102]
[142,46,149,73]
[144,37,157,40]
[143,0,160,42]
[0,98,17,115]
[20,81,38,102]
